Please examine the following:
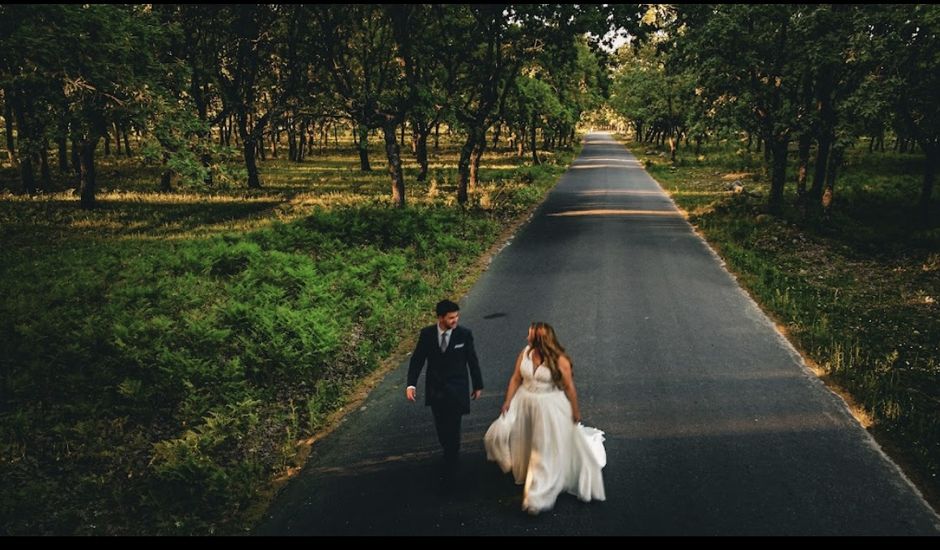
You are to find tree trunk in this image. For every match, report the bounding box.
[796,132,811,201]
[296,120,305,162]
[811,134,831,200]
[257,121,266,161]
[530,115,541,165]
[113,123,123,156]
[57,135,69,173]
[19,154,35,195]
[123,127,132,156]
[287,118,297,161]
[918,141,937,227]
[434,122,440,151]
[669,128,680,162]
[11,132,36,195]
[160,172,173,191]
[383,122,406,208]
[9,93,35,192]
[221,117,230,147]
[821,145,844,216]
[160,152,175,192]
[457,133,477,205]
[768,134,789,215]
[357,123,371,171]
[3,98,16,167]
[79,137,100,209]
[310,121,319,156]
[40,144,50,192]
[71,138,81,191]
[414,120,429,182]
[470,141,484,191]
[811,71,835,200]
[103,131,111,156]
[238,110,262,189]
[244,139,261,188]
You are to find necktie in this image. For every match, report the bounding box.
[440,331,448,352]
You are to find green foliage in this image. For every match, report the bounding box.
[139,97,245,190]
[0,136,574,534]
[150,398,265,519]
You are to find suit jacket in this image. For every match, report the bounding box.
[407,324,483,414]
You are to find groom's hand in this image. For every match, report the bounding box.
[471,389,482,400]
[406,386,416,402]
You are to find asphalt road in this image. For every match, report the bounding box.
[257,132,940,535]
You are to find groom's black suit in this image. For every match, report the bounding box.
[408,324,483,483]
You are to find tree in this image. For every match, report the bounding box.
[17,5,165,208]
[0,5,69,194]
[450,4,617,204]
[311,5,411,206]
[212,5,286,190]
[871,5,940,225]
[387,5,459,182]
[670,5,804,214]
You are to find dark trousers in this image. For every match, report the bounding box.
[431,404,462,480]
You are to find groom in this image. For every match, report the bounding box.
[406,299,483,493]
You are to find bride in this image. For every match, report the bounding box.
[484,322,606,514]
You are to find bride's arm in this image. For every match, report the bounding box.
[559,355,581,423]
[500,349,525,414]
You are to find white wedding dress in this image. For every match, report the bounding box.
[484,346,606,514]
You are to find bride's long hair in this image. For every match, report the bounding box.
[528,322,571,390]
